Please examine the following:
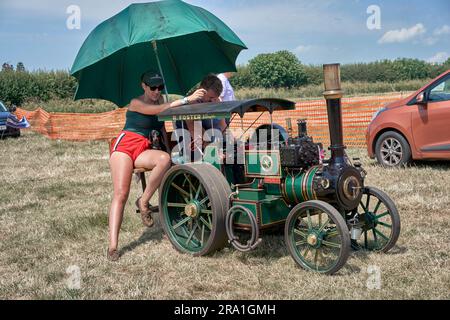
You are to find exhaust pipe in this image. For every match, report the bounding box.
[323,64,346,162]
[297,119,308,138]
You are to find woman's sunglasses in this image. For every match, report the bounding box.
[148,85,165,92]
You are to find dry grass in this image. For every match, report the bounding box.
[1,131,449,300]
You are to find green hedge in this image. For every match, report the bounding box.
[1,56,449,107]
[0,70,77,106]
[232,57,450,88]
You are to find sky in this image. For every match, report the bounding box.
[0,0,449,71]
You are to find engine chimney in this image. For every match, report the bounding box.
[323,64,346,162]
[297,119,308,137]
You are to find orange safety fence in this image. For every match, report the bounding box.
[16,92,411,148]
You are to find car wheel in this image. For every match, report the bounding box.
[375,131,411,168]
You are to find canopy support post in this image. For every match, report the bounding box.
[270,112,274,151]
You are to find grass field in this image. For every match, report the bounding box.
[0,131,449,300]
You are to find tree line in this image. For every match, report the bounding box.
[1,53,449,106]
[230,51,450,89]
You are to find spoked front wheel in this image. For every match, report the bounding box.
[285,201,350,275]
[352,187,400,253]
[159,163,231,256]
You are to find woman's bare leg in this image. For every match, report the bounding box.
[134,150,171,207]
[109,152,134,251]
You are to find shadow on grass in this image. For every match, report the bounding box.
[385,245,408,255]
[237,234,365,276]
[411,160,450,169]
[231,227,287,261]
[232,231,407,275]
[350,244,408,262]
[120,215,164,256]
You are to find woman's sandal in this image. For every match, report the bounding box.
[135,197,155,228]
[107,249,120,262]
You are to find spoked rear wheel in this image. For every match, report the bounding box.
[285,201,350,275]
[352,187,400,253]
[159,163,231,256]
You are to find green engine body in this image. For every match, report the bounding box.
[203,146,323,230]
[203,125,365,231]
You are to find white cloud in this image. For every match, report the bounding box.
[421,25,450,46]
[293,45,314,54]
[433,25,450,36]
[378,23,426,44]
[427,52,450,64]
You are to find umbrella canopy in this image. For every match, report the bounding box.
[70,0,247,107]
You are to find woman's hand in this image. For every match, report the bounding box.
[187,89,207,104]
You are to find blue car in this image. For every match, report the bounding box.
[0,101,20,138]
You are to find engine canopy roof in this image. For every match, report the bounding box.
[158,98,295,122]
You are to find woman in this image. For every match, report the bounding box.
[108,71,207,261]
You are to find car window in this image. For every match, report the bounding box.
[0,102,8,112]
[429,76,450,102]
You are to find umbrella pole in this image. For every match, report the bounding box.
[153,41,179,154]
[152,41,170,103]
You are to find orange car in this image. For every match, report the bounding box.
[366,69,450,167]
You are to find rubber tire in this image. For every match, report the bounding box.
[285,200,350,275]
[356,187,401,253]
[159,163,231,256]
[375,131,411,168]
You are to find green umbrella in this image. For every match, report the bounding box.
[70,0,247,107]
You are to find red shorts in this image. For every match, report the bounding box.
[110,131,151,162]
